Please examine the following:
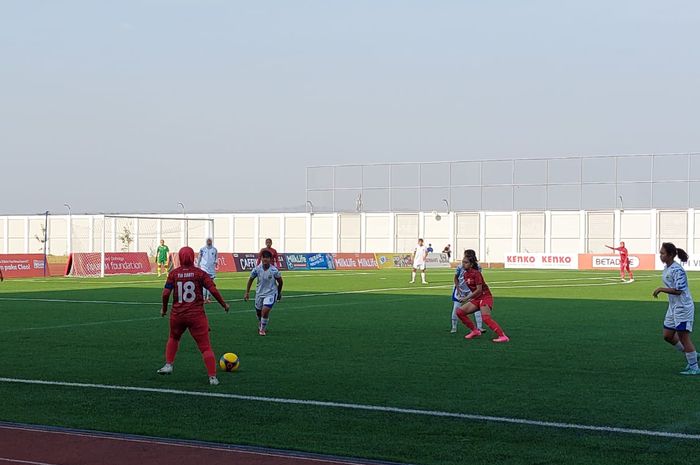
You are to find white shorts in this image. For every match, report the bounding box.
[413,262,426,270]
[664,305,695,332]
[255,294,277,311]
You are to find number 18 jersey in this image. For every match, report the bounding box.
[164,266,216,317]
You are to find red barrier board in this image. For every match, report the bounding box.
[68,252,152,276]
[0,254,48,278]
[333,253,379,270]
[168,252,236,273]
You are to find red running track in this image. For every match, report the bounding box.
[0,423,405,465]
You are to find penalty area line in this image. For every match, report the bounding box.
[0,377,698,441]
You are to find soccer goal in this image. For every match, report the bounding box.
[67,215,215,277]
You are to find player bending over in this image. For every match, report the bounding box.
[451,250,484,334]
[197,238,218,303]
[654,242,699,375]
[454,252,509,343]
[606,241,634,282]
[157,246,230,385]
[410,238,429,284]
[245,250,283,336]
[156,240,170,277]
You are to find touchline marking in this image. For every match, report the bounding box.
[0,377,698,441]
[0,459,56,465]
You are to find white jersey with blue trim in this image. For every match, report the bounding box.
[452,264,481,302]
[663,262,695,312]
[250,264,282,297]
[198,246,218,275]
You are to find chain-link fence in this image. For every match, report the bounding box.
[306,153,700,213]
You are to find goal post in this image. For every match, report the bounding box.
[67,215,215,277]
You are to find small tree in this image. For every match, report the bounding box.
[118,226,134,252]
[34,224,47,253]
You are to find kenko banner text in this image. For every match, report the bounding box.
[504,253,578,270]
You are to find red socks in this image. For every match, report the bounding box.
[202,349,217,377]
[455,308,477,331]
[482,315,505,337]
[165,337,180,364]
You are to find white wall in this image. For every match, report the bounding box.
[2,209,698,260]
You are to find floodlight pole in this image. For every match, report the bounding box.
[43,210,49,277]
[442,198,450,212]
[64,203,72,256]
[178,202,188,245]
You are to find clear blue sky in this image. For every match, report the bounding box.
[1,0,698,214]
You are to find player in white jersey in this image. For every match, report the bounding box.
[197,238,218,303]
[410,238,429,284]
[244,249,283,336]
[654,242,699,375]
[451,249,484,333]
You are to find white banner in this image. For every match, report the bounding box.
[425,252,451,268]
[504,253,578,270]
[592,255,640,269]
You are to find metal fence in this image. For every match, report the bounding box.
[306,153,700,213]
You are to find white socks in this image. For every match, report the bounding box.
[411,271,416,282]
[675,342,685,352]
[474,311,484,331]
[421,272,427,284]
[685,351,699,369]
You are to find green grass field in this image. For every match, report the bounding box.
[0,268,698,464]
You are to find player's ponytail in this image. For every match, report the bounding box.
[661,242,689,263]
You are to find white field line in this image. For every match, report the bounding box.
[0,278,646,333]
[0,297,415,334]
[0,459,57,465]
[0,377,698,441]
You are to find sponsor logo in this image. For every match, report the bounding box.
[592,256,640,268]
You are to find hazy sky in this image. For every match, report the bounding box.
[1,0,698,214]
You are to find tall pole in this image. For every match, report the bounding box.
[64,203,72,256]
[178,202,187,246]
[43,210,49,277]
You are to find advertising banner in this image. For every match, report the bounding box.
[656,255,700,271]
[504,253,579,270]
[68,252,152,276]
[232,253,259,272]
[306,253,335,270]
[333,253,380,270]
[425,252,451,268]
[169,252,237,273]
[285,253,309,270]
[0,254,47,278]
[578,254,656,271]
[375,253,413,269]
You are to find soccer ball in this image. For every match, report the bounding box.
[219,353,240,372]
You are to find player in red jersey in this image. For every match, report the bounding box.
[257,238,279,267]
[606,241,634,282]
[454,254,509,343]
[157,246,230,385]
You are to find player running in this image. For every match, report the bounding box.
[245,250,283,336]
[410,239,429,284]
[257,238,279,267]
[157,246,230,385]
[606,241,634,282]
[454,252,509,343]
[451,250,485,334]
[197,238,218,303]
[654,242,699,375]
[155,240,170,277]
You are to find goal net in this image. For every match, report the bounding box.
[67,215,215,277]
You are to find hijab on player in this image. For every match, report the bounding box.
[179,246,195,266]
[660,242,689,264]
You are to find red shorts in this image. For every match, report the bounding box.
[470,295,494,310]
[169,314,210,340]
[620,260,630,270]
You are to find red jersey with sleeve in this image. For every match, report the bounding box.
[164,266,217,318]
[257,247,279,265]
[614,247,629,262]
[464,268,493,297]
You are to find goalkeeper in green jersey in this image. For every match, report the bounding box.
[156,240,170,277]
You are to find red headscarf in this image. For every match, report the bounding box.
[179,246,195,267]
